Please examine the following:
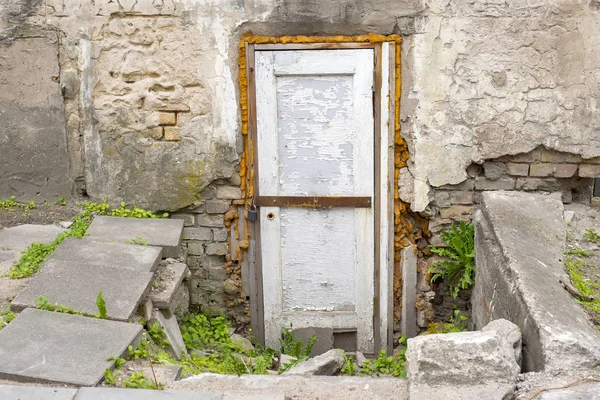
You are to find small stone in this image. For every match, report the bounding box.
[529,163,555,177]
[355,352,366,367]
[283,349,345,376]
[186,241,204,256]
[183,227,211,241]
[483,162,506,180]
[206,243,228,256]
[205,200,231,214]
[231,333,255,355]
[439,205,472,219]
[466,163,482,178]
[197,214,224,228]
[151,126,164,140]
[434,191,451,208]
[564,210,576,224]
[159,112,176,126]
[449,191,473,205]
[216,186,242,200]
[223,279,238,295]
[59,221,73,229]
[474,176,516,191]
[164,127,181,141]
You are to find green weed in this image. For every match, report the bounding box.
[278,324,317,372]
[123,372,163,390]
[96,292,107,319]
[425,309,470,334]
[0,309,16,330]
[128,237,148,246]
[585,229,600,245]
[341,352,357,376]
[565,248,594,257]
[429,221,476,298]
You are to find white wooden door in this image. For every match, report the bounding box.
[255,48,376,354]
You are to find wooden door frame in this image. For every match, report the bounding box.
[242,38,397,355]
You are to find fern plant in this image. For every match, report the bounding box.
[428,220,475,298]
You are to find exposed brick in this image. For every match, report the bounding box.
[439,205,473,219]
[553,164,578,178]
[171,213,195,227]
[159,112,176,126]
[505,163,529,176]
[483,162,505,180]
[164,127,181,141]
[584,157,600,164]
[205,200,231,214]
[206,243,229,256]
[151,127,164,140]
[579,164,600,177]
[529,163,555,177]
[216,186,242,200]
[197,214,224,227]
[434,191,451,208]
[428,218,452,234]
[540,149,582,163]
[474,176,516,190]
[438,179,475,191]
[212,228,228,242]
[186,255,204,269]
[183,227,211,241]
[449,191,474,205]
[515,178,563,191]
[187,241,204,256]
[205,255,226,268]
[509,148,541,163]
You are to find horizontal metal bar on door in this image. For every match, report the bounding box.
[255,196,372,208]
[254,43,376,51]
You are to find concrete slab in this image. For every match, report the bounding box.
[0,224,64,251]
[86,216,184,258]
[11,258,153,321]
[171,373,408,400]
[149,262,189,309]
[75,387,222,399]
[408,383,515,400]
[51,237,162,272]
[472,191,600,372]
[401,245,418,339]
[0,385,77,400]
[0,308,142,386]
[150,310,188,360]
[539,382,600,400]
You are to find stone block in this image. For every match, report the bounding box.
[0,385,77,400]
[482,319,522,366]
[86,216,184,258]
[164,127,181,141]
[401,246,418,339]
[292,327,334,357]
[213,228,228,242]
[474,176,516,190]
[540,149,582,163]
[0,308,142,386]
[483,162,506,180]
[150,310,188,360]
[579,164,600,177]
[472,191,600,372]
[206,243,228,256]
[216,186,242,200]
[205,200,231,214]
[187,241,204,256]
[515,178,563,191]
[151,126,164,140]
[76,387,221,400]
[149,262,190,311]
[530,163,578,178]
[171,213,195,227]
[449,191,474,205]
[434,191,451,208]
[51,237,161,272]
[439,205,473,219]
[198,215,225,228]
[439,179,475,191]
[509,148,541,163]
[11,258,154,321]
[208,267,229,281]
[283,349,344,376]
[505,163,529,176]
[553,164,578,178]
[406,321,520,387]
[159,112,176,126]
[183,227,212,241]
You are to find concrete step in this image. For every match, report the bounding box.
[0,385,78,400]
[149,261,190,314]
[86,216,184,258]
[0,309,142,386]
[52,237,162,272]
[11,258,154,321]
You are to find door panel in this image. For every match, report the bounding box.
[256,48,375,354]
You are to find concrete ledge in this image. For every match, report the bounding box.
[472,191,600,372]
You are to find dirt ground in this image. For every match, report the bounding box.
[564,201,600,326]
[0,202,81,229]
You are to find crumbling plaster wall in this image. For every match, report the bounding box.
[400,0,600,212]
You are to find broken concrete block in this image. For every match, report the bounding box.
[473,191,600,372]
[11,258,154,321]
[406,327,520,388]
[150,310,188,360]
[482,319,522,367]
[51,237,162,272]
[149,262,190,314]
[283,349,344,376]
[0,308,142,386]
[401,245,418,339]
[0,385,77,400]
[138,364,182,387]
[278,354,297,370]
[231,333,254,356]
[86,216,184,258]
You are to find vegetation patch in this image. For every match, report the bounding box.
[425,309,469,334]
[341,335,407,378]
[428,221,476,298]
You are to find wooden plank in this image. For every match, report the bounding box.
[273,50,357,76]
[373,42,383,355]
[255,196,372,208]
[255,43,375,51]
[386,42,396,354]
